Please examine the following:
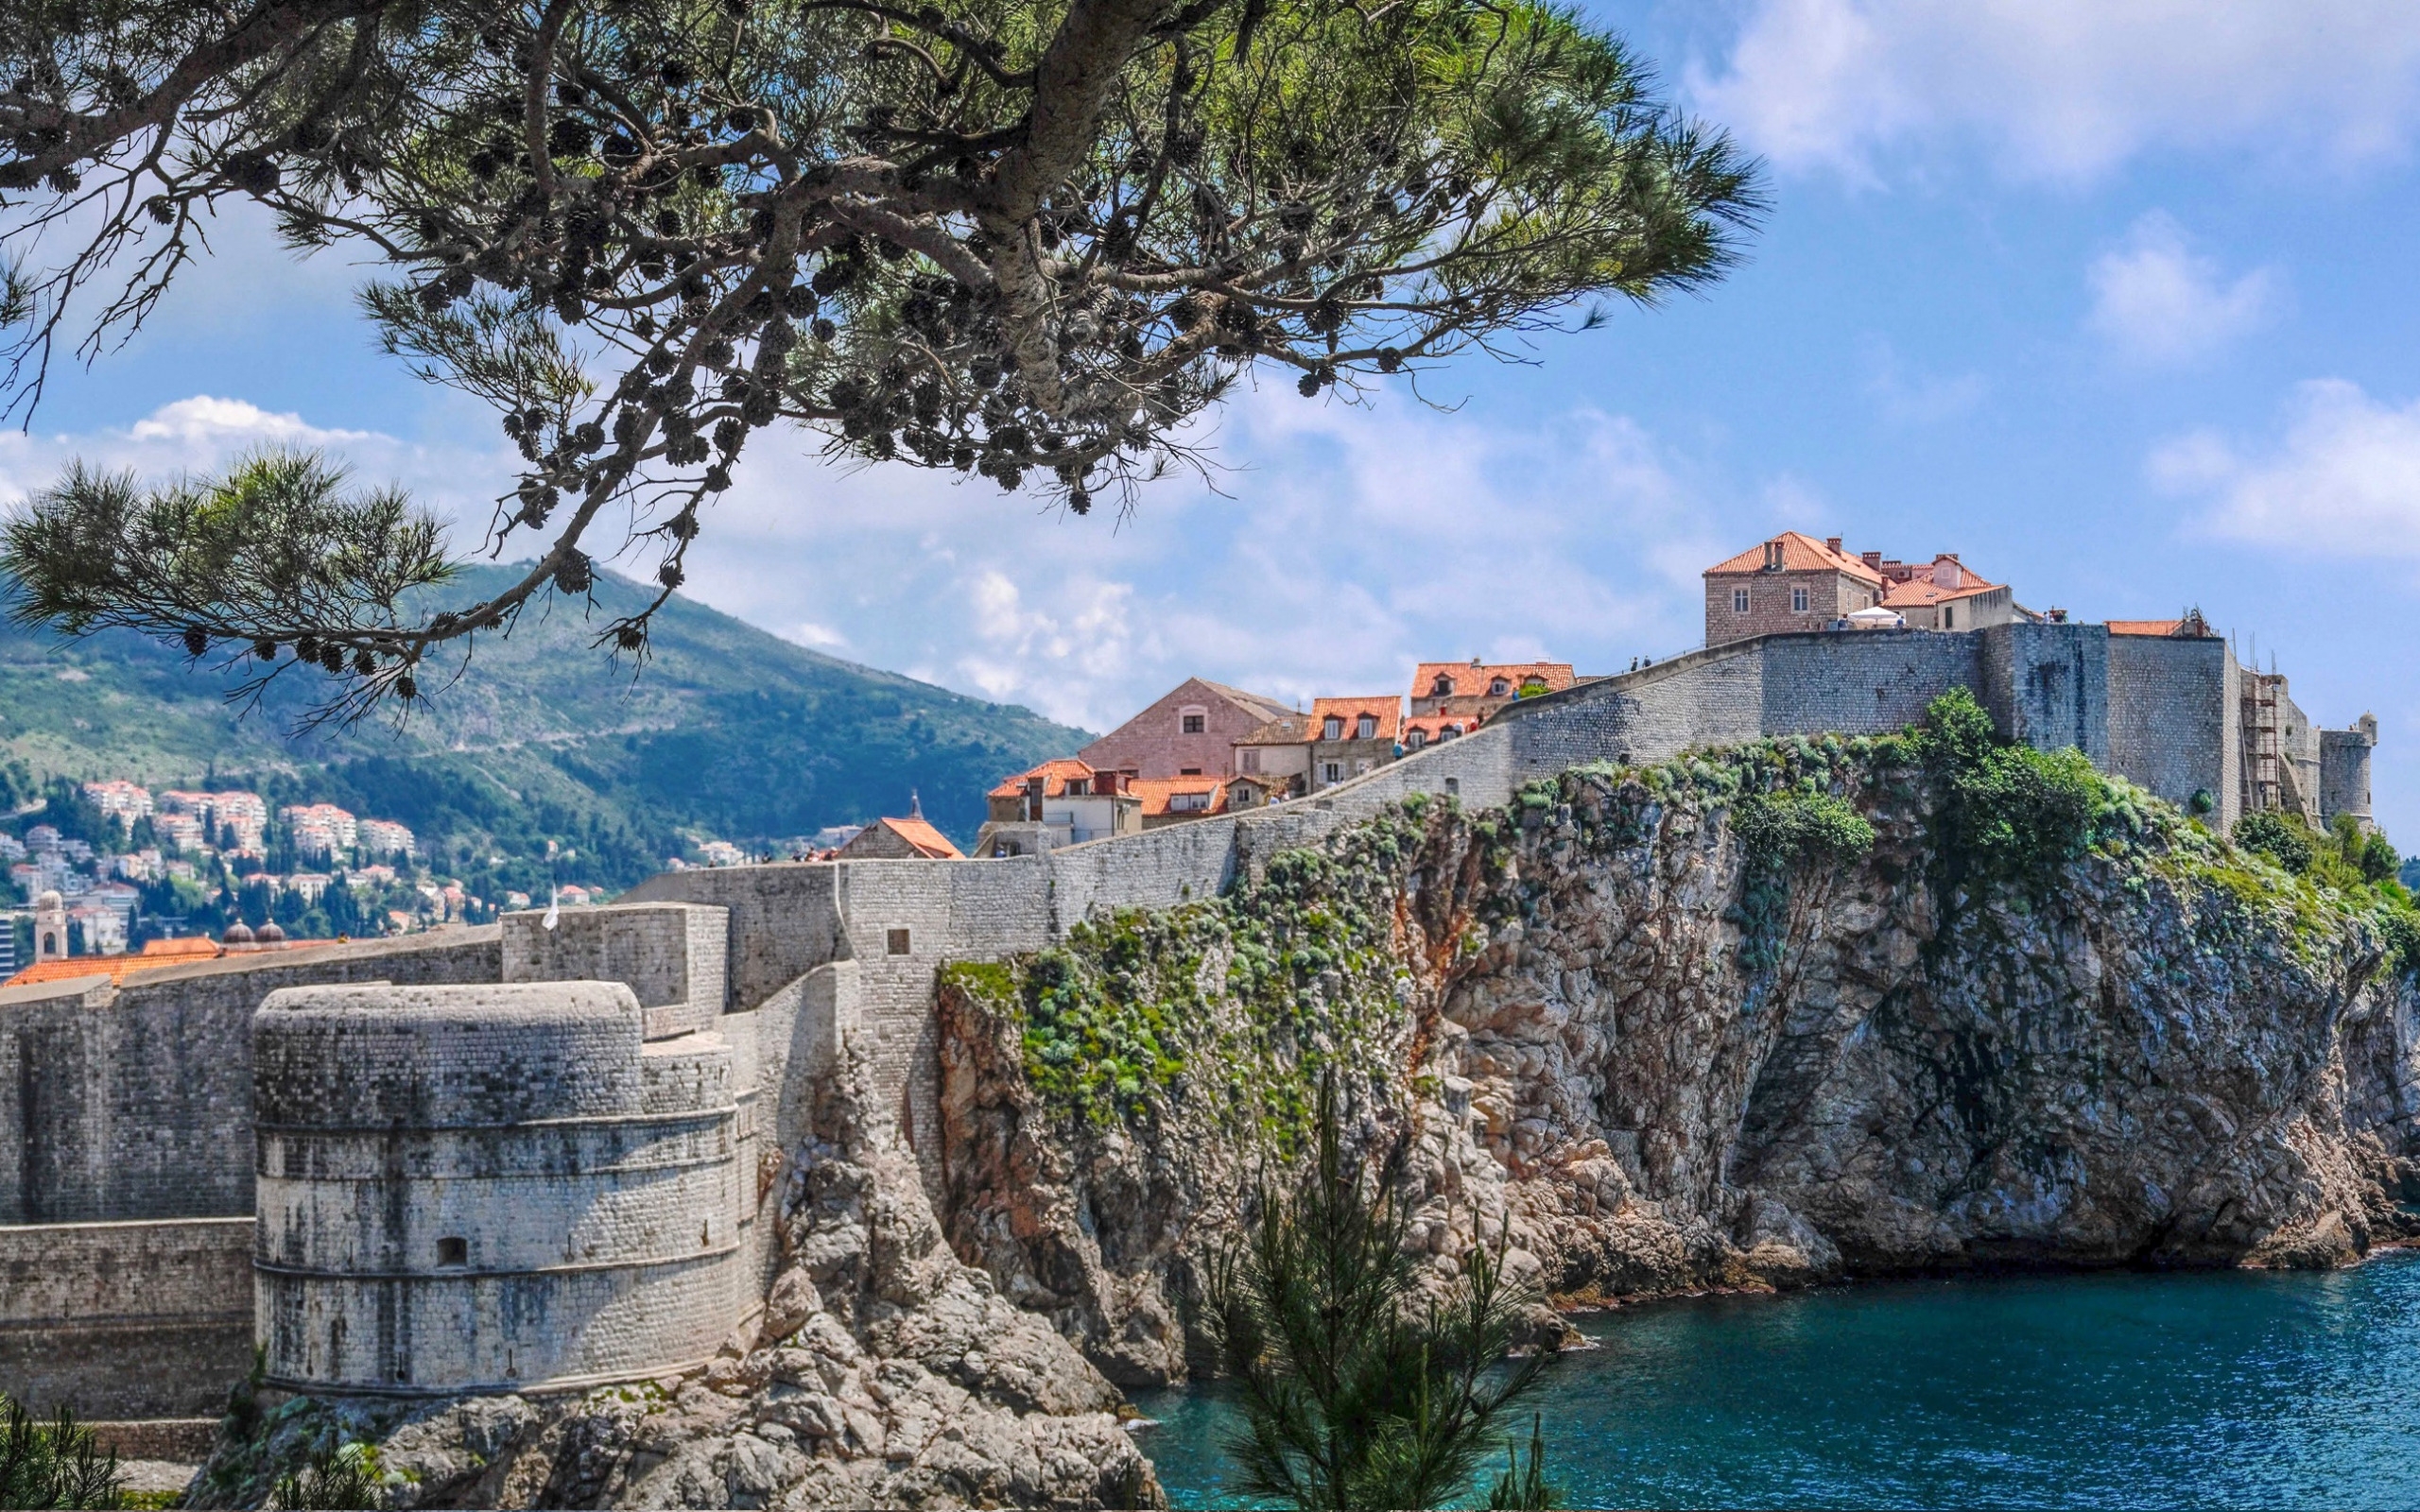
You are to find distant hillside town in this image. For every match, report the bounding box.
[0,778,530,985]
[824,529,2379,859]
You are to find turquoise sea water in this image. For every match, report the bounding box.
[1130,1253,2420,1510]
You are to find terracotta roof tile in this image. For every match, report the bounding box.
[1130,776,1230,818]
[2105,619,2183,637]
[870,816,964,859]
[1409,662,1575,701]
[1311,697,1402,741]
[1705,530,1887,587]
[988,758,1099,800]
[1236,717,1311,746]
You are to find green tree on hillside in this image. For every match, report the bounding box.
[0,0,1757,718]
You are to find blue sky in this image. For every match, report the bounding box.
[7,0,2420,834]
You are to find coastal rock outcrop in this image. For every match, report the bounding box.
[938,737,2420,1387]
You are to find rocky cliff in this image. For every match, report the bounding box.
[939,729,2420,1389]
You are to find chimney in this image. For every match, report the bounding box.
[1764,539,1784,571]
[1825,536,1842,554]
[1861,550,1883,570]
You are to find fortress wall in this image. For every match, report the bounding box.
[0,932,499,1228]
[1764,633,1984,742]
[253,982,744,1396]
[618,866,847,1013]
[0,1216,253,1418]
[1979,623,2110,764]
[2322,730,2376,824]
[503,903,730,1038]
[2107,635,2232,818]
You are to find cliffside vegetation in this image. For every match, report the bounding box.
[946,689,2420,1152]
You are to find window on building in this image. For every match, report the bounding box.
[1180,766,1202,776]
[1239,748,1261,774]
[1439,725,1461,741]
[1792,587,1809,613]
[1406,730,1426,750]
[1732,588,1750,614]
[1944,606,1955,629]
[1170,791,1212,812]
[1064,778,1088,796]
[1356,713,1377,739]
[1488,678,1510,696]
[1430,675,1453,696]
[1322,763,1341,782]
[1181,712,1205,733]
[887,928,911,955]
[437,1236,468,1267]
[1322,715,1344,740]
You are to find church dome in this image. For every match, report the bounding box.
[255,921,286,943]
[222,921,255,945]
[34,890,60,909]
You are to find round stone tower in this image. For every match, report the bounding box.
[251,981,744,1395]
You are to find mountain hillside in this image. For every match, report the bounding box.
[0,564,1087,891]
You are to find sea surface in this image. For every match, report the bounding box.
[1130,1252,2420,1510]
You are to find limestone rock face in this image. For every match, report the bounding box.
[936,760,2420,1383]
[191,1061,1161,1512]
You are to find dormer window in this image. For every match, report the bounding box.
[1356,713,1377,740]
[1406,730,1426,750]
[1064,778,1088,796]
[1322,715,1344,740]
[1429,675,1453,696]
[1439,724,1461,741]
[1488,678,1510,696]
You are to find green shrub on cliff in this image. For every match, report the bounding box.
[2236,811,2314,875]
[0,1393,123,1510]
[1912,688,2101,881]
[1205,1077,1554,1512]
[1734,789,1876,868]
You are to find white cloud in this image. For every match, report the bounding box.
[0,394,503,512]
[681,385,1745,731]
[1690,0,2420,183]
[2086,213,2278,365]
[2152,379,2420,557]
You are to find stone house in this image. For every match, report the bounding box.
[1309,696,1403,791]
[1079,678,1294,780]
[834,799,963,861]
[1705,532,2024,646]
[1233,715,1313,797]
[973,760,1142,855]
[1409,660,1574,719]
[1703,532,1890,645]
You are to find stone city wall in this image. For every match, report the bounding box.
[2107,633,2235,825]
[0,1216,253,1419]
[0,931,501,1228]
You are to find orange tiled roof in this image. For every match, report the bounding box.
[1879,567,2002,610]
[1311,697,1402,742]
[1409,662,1575,702]
[988,758,1099,800]
[3,936,241,990]
[1131,776,1229,818]
[869,816,964,860]
[1403,713,1484,742]
[1704,530,1887,586]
